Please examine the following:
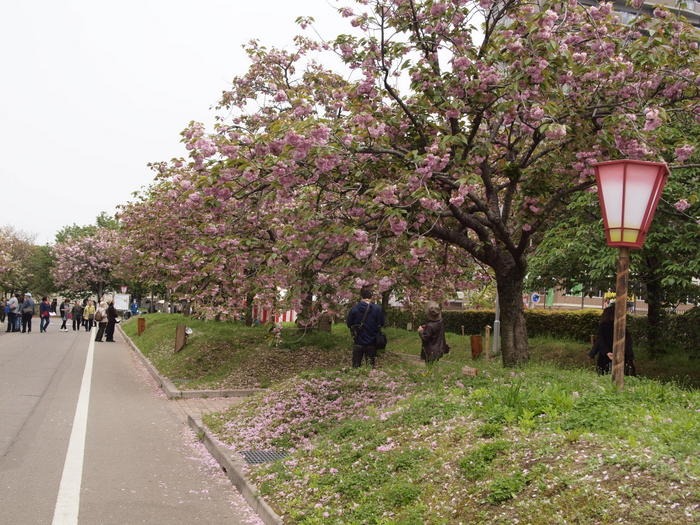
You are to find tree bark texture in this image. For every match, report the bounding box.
[495,262,529,367]
[612,247,630,389]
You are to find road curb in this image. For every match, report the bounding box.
[187,416,283,525]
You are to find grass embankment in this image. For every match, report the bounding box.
[122,314,699,524]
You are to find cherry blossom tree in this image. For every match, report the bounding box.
[118,1,697,367]
[317,0,699,365]
[52,229,121,298]
[0,226,42,295]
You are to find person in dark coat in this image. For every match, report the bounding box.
[589,305,636,376]
[346,288,385,368]
[21,293,35,333]
[71,301,84,331]
[39,296,51,333]
[105,302,118,342]
[418,301,450,364]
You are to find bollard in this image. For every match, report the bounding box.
[484,325,491,361]
[137,316,146,336]
[174,323,187,353]
[470,335,483,359]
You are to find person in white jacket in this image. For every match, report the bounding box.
[94,301,108,342]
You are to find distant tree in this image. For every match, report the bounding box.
[51,229,121,298]
[23,244,56,298]
[54,212,119,244]
[528,166,699,355]
[54,224,97,244]
[0,226,38,295]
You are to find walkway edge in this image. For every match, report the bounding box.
[117,325,265,399]
[117,324,283,523]
[187,416,283,525]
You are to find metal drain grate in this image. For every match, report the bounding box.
[240,450,289,464]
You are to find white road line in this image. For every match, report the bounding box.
[52,329,96,525]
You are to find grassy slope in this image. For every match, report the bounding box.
[122,314,699,524]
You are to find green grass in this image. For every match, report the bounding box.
[122,314,700,389]
[123,314,700,523]
[207,362,698,524]
[121,313,353,388]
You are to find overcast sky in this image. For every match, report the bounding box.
[0,0,346,245]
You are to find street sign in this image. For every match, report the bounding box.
[531,292,541,304]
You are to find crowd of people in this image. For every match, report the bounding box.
[2,294,125,342]
[0,292,36,333]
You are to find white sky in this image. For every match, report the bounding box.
[0,0,347,245]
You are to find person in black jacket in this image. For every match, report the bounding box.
[105,302,118,342]
[589,305,636,376]
[346,288,385,368]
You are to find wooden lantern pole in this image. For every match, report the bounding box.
[612,247,630,389]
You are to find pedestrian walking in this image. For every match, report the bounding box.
[58,298,70,331]
[346,288,385,368]
[21,293,35,333]
[0,298,5,324]
[83,300,96,331]
[71,301,84,331]
[94,302,108,341]
[50,297,58,314]
[105,301,118,342]
[6,294,20,332]
[39,296,51,332]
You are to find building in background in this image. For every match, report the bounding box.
[579,0,699,27]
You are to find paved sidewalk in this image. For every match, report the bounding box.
[118,326,283,525]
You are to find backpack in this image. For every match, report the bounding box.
[95,310,104,322]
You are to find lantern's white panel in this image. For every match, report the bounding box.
[598,164,624,228]
[623,164,660,229]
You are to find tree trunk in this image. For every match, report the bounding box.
[244,292,255,327]
[381,290,390,314]
[296,269,316,331]
[495,264,529,367]
[297,290,315,331]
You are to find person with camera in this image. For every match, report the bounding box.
[346,288,385,368]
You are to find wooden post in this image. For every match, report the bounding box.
[318,313,332,332]
[612,247,630,389]
[137,316,146,336]
[175,324,187,353]
[470,335,483,359]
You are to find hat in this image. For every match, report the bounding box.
[25,292,31,297]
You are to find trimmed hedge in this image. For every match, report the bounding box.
[387,307,602,341]
[386,307,697,352]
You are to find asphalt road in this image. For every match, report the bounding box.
[0,317,261,524]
